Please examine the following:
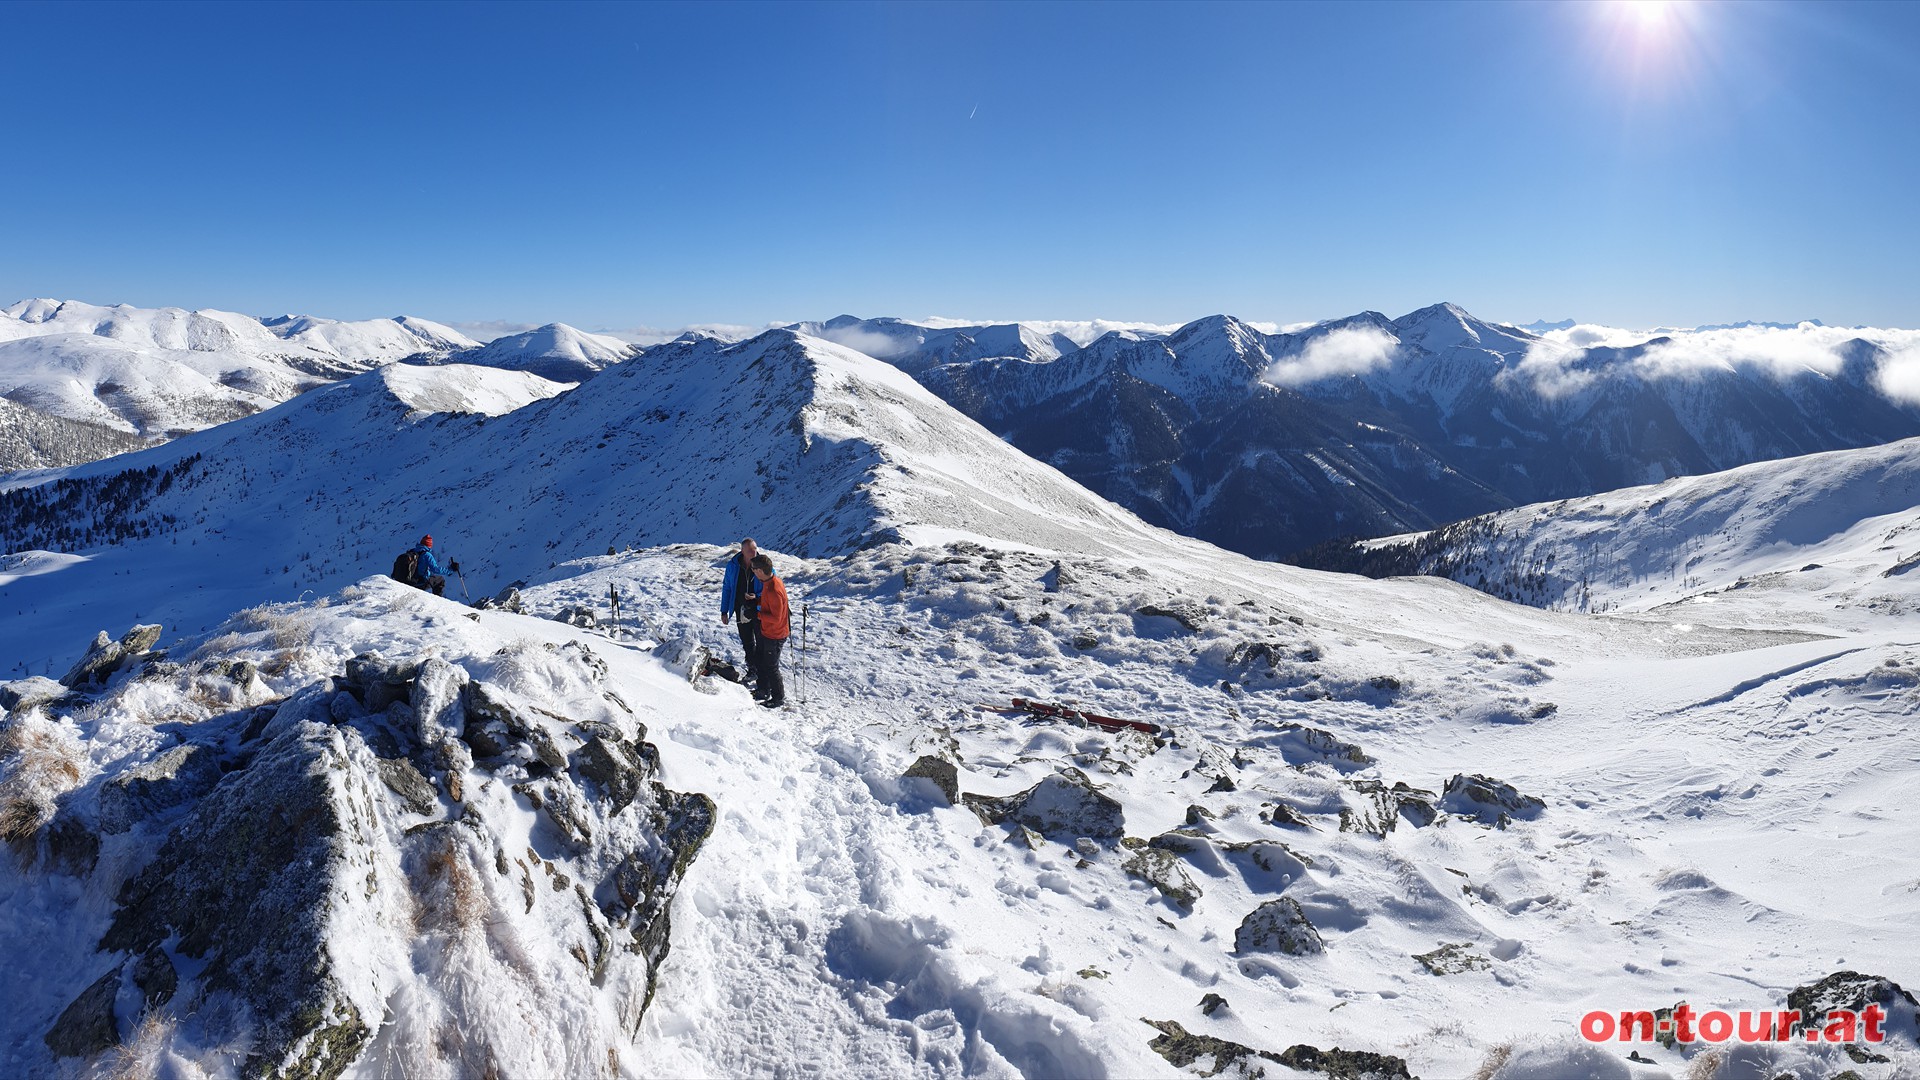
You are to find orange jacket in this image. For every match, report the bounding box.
[757,575,791,640]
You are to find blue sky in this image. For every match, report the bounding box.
[3,0,1916,331]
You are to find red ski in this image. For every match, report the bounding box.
[979,697,1162,736]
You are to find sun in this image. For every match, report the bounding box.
[1623,0,1678,30]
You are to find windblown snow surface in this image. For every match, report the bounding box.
[0,331,1915,1079]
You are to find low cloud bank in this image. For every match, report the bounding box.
[1513,321,1920,403]
[1261,326,1401,387]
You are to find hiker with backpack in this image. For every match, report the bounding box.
[720,538,762,687]
[393,534,458,597]
[749,553,790,709]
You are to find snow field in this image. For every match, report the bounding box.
[519,541,1919,1079]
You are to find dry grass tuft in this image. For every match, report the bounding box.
[1468,1042,1513,1080]
[416,830,488,934]
[0,716,87,858]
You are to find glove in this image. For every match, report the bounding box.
[450,561,461,573]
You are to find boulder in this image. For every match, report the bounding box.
[44,967,121,1058]
[375,756,439,816]
[552,605,597,628]
[0,676,67,713]
[60,624,163,689]
[1276,1043,1413,1080]
[343,651,418,711]
[133,947,177,1008]
[1440,773,1545,828]
[962,768,1125,841]
[901,755,959,805]
[1122,846,1201,909]
[574,734,648,815]
[1787,971,1919,1039]
[1137,602,1205,632]
[1234,897,1323,956]
[1268,722,1372,769]
[1414,942,1492,975]
[1144,1019,1277,1075]
[1340,780,1437,836]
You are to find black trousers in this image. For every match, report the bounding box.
[736,617,761,679]
[756,636,787,704]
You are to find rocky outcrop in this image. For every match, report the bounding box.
[1340,780,1437,836]
[0,676,66,713]
[1787,971,1919,1040]
[60,624,163,689]
[1439,773,1545,828]
[1122,842,1202,909]
[902,755,960,805]
[42,645,714,1077]
[97,742,227,834]
[1269,722,1372,769]
[962,767,1125,841]
[1234,897,1324,956]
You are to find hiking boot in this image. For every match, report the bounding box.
[759,698,784,709]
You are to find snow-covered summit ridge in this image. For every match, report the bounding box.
[0,325,1191,675]
[5,298,479,363]
[1336,435,1920,627]
[462,323,638,383]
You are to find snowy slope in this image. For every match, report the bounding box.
[6,538,1912,1077]
[790,316,1081,375]
[0,299,481,469]
[2,320,1918,1079]
[1323,436,1920,627]
[0,329,1180,680]
[459,323,638,382]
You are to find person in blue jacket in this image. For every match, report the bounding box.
[407,535,457,596]
[720,537,762,684]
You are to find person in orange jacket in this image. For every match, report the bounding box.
[749,553,790,708]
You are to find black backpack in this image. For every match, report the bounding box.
[392,550,419,584]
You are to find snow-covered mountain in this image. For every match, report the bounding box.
[789,315,1081,375]
[909,303,1920,559]
[0,299,645,472]
[458,323,638,382]
[1305,435,1920,625]
[2,322,1916,1078]
[0,329,1177,680]
[0,300,483,470]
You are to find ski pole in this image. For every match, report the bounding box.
[799,601,809,705]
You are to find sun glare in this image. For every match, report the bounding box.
[1591,0,1708,93]
[1623,0,1678,32]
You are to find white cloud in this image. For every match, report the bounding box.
[1874,341,1920,405]
[913,317,1187,346]
[1539,323,1666,350]
[817,327,916,359]
[448,320,540,344]
[1502,339,1599,400]
[1261,326,1401,387]
[1508,321,1920,403]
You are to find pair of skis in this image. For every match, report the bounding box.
[980,697,1162,736]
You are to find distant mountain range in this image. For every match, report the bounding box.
[0,300,637,469]
[840,304,1920,559]
[7,297,1919,564]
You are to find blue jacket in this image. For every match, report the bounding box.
[721,551,761,620]
[409,544,448,580]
